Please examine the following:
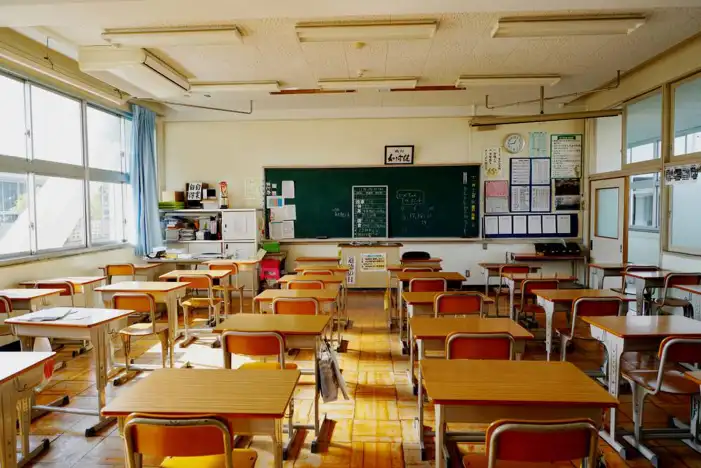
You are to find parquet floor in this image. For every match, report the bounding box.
[19,291,701,467]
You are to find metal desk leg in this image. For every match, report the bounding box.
[537,297,555,361]
[273,418,284,468]
[508,279,516,321]
[86,326,116,437]
[634,278,646,316]
[435,404,446,468]
[399,280,406,353]
[483,268,489,296]
[417,339,426,459]
[0,381,19,468]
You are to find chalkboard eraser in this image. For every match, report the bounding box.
[316,236,329,239]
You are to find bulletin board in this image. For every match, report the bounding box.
[483,132,582,238]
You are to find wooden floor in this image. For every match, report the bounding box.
[21,291,701,467]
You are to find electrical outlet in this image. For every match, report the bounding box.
[482,243,488,250]
[465,269,470,278]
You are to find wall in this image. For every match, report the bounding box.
[164,117,584,284]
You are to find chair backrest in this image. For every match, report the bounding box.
[0,296,12,317]
[445,332,514,360]
[402,267,436,272]
[221,331,286,368]
[498,265,531,277]
[401,251,431,261]
[409,277,447,292]
[662,273,701,299]
[177,274,215,296]
[106,263,136,279]
[653,337,701,395]
[287,280,324,290]
[485,419,598,467]
[301,270,333,276]
[272,297,319,316]
[123,414,235,467]
[567,297,623,339]
[434,292,484,317]
[624,264,660,273]
[207,263,238,275]
[34,281,75,303]
[520,279,559,305]
[112,292,158,333]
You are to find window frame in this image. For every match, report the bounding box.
[671,72,701,160]
[0,68,130,261]
[621,88,664,171]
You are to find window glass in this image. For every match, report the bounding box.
[595,187,619,238]
[31,86,82,165]
[593,116,622,174]
[35,176,85,250]
[0,75,26,158]
[673,76,701,156]
[87,106,123,171]
[90,181,124,243]
[0,172,30,255]
[628,173,660,265]
[625,91,662,164]
[670,182,701,252]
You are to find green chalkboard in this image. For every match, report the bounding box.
[264,165,480,239]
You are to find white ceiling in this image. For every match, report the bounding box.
[2,0,701,120]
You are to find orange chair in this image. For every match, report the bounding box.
[287,280,324,290]
[177,274,223,346]
[105,263,136,284]
[558,297,624,362]
[494,265,531,315]
[272,297,319,316]
[434,292,485,318]
[651,273,701,318]
[446,332,514,360]
[123,413,257,468]
[514,279,559,329]
[621,337,701,465]
[33,280,76,306]
[462,419,599,468]
[409,277,447,292]
[402,267,436,273]
[208,263,245,314]
[112,293,171,386]
[301,270,334,276]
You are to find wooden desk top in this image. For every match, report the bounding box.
[294,265,349,273]
[396,271,466,282]
[7,307,134,329]
[203,259,260,267]
[402,258,442,263]
[0,288,63,300]
[0,352,55,385]
[511,254,587,261]
[387,264,443,272]
[254,288,339,302]
[533,289,633,303]
[410,317,533,340]
[685,371,701,386]
[296,257,340,262]
[582,315,701,338]
[102,368,300,419]
[478,263,542,271]
[588,263,627,270]
[19,276,106,287]
[95,281,190,293]
[278,274,345,284]
[159,269,231,280]
[625,270,672,280]
[421,360,618,407]
[213,313,330,336]
[402,291,494,305]
[502,273,576,281]
[99,264,159,272]
[676,285,701,295]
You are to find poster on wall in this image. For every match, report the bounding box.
[554,179,582,211]
[483,147,503,178]
[485,180,509,213]
[510,186,530,212]
[346,256,356,285]
[551,134,582,178]
[529,131,549,157]
[665,164,700,185]
[360,253,387,272]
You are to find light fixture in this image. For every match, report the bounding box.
[296,21,437,42]
[492,14,646,38]
[470,109,622,127]
[318,78,417,91]
[189,81,280,93]
[102,25,243,47]
[0,43,125,106]
[456,75,561,88]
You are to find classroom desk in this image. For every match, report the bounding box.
[509,253,587,278]
[95,281,189,345]
[676,284,701,321]
[19,276,106,307]
[294,265,350,273]
[583,315,701,459]
[477,262,542,295]
[8,307,134,437]
[533,289,633,361]
[624,270,672,316]
[422,360,617,468]
[0,288,62,312]
[213,313,330,455]
[386,265,443,327]
[501,273,576,320]
[102,368,299,468]
[279,274,348,327]
[295,256,341,267]
[204,255,268,311]
[253,288,342,350]
[98,264,160,283]
[395,271,466,349]
[0,352,55,468]
[160,268,232,315]
[410,316,533,457]
[588,263,629,289]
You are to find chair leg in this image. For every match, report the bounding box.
[560,336,569,362]
[121,334,131,372]
[157,331,169,369]
[239,288,244,314]
[631,382,647,443]
[183,305,191,341]
[288,397,295,439]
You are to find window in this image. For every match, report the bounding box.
[0,71,130,259]
[670,182,701,253]
[629,173,660,230]
[625,91,662,164]
[673,75,701,157]
[595,188,619,238]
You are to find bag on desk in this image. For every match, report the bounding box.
[317,340,350,403]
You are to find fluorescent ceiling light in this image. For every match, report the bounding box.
[102,25,242,47]
[189,81,280,93]
[456,75,561,88]
[318,78,417,90]
[296,21,437,42]
[0,43,125,106]
[492,14,646,38]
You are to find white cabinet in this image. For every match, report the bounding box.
[222,210,258,240]
[224,242,256,260]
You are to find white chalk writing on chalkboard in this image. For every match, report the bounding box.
[352,185,388,238]
[396,190,425,206]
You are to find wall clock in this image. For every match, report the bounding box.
[504,133,525,154]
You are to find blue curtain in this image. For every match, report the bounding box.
[130,105,162,256]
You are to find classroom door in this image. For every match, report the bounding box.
[589,178,625,264]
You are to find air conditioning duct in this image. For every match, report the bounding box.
[78,46,189,99]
